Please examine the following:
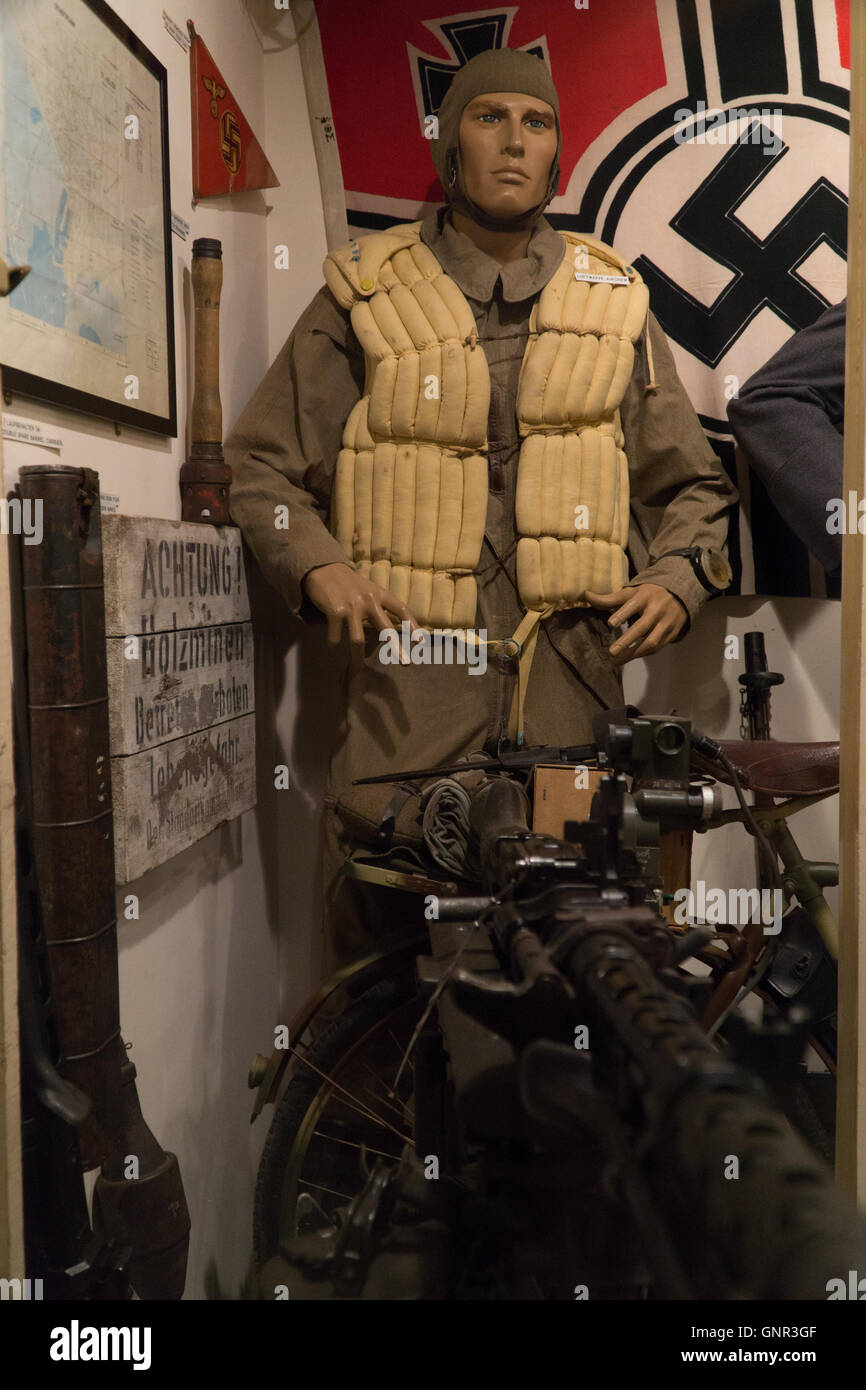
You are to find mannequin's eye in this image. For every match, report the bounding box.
[477,113,550,129]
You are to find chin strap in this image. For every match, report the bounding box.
[454,189,549,232]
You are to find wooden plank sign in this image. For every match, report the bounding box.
[111,714,256,882]
[102,515,247,635]
[102,516,257,882]
[105,621,253,755]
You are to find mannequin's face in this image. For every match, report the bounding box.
[457,91,557,218]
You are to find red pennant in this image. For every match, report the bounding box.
[189,23,279,199]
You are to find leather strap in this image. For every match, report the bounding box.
[342,852,459,896]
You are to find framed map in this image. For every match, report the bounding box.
[0,0,176,435]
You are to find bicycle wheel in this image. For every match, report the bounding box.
[253,967,424,1294]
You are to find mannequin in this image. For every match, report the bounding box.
[226,48,737,974]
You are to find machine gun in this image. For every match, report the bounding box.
[264,711,863,1300]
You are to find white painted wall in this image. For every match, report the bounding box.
[2,0,842,1301]
[1,0,327,1299]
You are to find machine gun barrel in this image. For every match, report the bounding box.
[453,716,866,1299]
[563,921,866,1298]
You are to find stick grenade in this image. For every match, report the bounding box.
[180,237,231,524]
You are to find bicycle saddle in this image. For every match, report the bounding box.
[692,740,840,798]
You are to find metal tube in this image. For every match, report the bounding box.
[16,464,190,1298]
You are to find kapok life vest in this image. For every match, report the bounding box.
[322,221,650,741]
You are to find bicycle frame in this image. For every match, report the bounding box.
[699,794,839,958]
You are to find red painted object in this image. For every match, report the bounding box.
[189,22,279,200]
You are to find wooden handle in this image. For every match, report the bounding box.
[191,240,222,446]
[658,828,692,925]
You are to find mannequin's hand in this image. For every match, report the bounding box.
[585,583,687,666]
[303,563,420,663]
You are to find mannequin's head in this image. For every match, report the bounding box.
[456,92,557,224]
[430,49,562,232]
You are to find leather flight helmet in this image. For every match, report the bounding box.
[429,48,562,232]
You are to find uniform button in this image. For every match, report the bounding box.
[360,276,374,290]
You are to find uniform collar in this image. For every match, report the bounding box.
[419,204,565,303]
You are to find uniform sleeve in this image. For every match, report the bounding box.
[225,284,365,618]
[619,310,739,631]
[727,298,845,574]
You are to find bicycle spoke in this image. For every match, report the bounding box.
[357,1056,410,1106]
[361,1081,414,1125]
[312,1130,402,1162]
[313,1085,408,1143]
[298,1178,354,1202]
[389,1027,415,1071]
[286,1042,412,1144]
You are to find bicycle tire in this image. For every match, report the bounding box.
[253,968,420,1273]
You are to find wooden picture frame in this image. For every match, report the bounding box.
[0,0,177,436]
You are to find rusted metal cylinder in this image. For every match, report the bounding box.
[17,463,190,1297]
[19,465,117,1167]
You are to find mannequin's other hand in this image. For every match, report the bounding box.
[585,583,687,665]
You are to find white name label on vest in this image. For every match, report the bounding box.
[572,271,631,285]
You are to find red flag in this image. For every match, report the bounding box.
[189,22,279,199]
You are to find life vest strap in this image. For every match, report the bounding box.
[456,605,556,746]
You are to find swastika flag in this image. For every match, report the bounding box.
[189,22,279,200]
